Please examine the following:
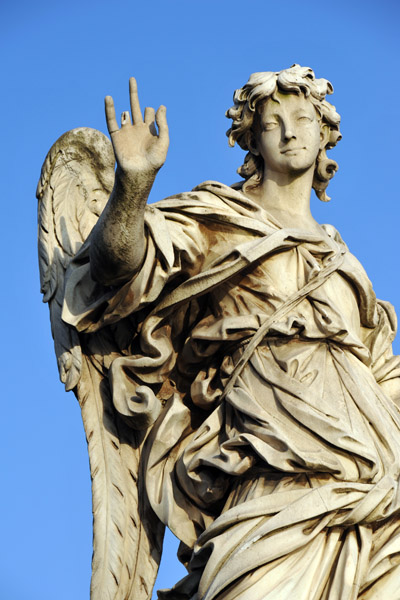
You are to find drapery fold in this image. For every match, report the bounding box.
[62,182,400,599]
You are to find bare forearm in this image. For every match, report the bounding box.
[89,78,169,286]
[90,167,155,285]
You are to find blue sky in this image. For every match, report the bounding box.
[1,1,399,598]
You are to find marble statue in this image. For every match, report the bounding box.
[37,65,400,600]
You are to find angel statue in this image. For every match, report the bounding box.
[37,65,400,600]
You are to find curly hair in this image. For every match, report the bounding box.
[226,65,342,202]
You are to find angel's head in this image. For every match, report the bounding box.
[226,64,342,202]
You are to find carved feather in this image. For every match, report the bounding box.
[37,128,164,600]
[37,128,115,389]
[77,354,164,600]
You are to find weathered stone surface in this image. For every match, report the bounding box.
[38,65,400,599]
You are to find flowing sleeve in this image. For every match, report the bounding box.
[362,299,400,406]
[62,203,209,333]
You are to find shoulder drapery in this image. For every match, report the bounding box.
[62,180,400,431]
[62,180,386,366]
[62,181,400,599]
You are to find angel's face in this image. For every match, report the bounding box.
[254,91,323,176]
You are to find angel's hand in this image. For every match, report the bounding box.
[105,77,169,175]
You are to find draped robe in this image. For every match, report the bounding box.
[63,182,400,600]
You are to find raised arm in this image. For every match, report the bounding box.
[90,78,169,285]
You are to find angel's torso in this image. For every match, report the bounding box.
[187,226,370,364]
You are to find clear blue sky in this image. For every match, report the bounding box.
[1,1,399,598]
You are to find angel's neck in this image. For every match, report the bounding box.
[245,168,316,228]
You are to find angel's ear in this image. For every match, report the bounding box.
[319,123,330,150]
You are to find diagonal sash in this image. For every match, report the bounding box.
[152,229,331,315]
[220,249,346,401]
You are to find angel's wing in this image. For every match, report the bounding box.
[37,128,164,600]
[37,127,115,389]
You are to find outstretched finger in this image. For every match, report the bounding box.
[155,106,169,144]
[105,96,119,134]
[129,77,143,123]
[144,106,155,124]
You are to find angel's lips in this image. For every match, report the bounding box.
[280,147,306,154]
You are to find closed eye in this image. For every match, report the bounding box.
[263,121,279,131]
